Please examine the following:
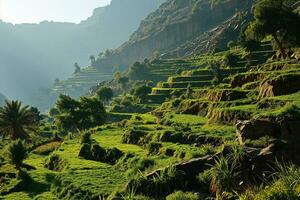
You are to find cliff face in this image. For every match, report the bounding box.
[95,0,254,72]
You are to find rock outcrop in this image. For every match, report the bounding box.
[95,0,254,72]
[236,119,281,144]
[258,73,300,99]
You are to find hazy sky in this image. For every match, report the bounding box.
[0,0,111,24]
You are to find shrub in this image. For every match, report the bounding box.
[81,131,92,144]
[122,129,147,144]
[128,166,185,198]
[209,156,240,194]
[147,142,162,155]
[79,143,124,165]
[78,143,93,160]
[166,191,200,200]
[105,147,124,165]
[6,140,28,170]
[197,169,211,192]
[45,154,68,171]
[135,158,155,171]
[91,144,106,162]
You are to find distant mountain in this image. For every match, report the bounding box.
[0,0,164,105]
[94,0,254,71]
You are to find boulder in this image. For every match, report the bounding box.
[280,120,300,153]
[236,119,281,144]
[258,74,300,100]
[126,155,214,197]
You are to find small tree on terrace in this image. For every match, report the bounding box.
[55,94,106,131]
[74,63,81,74]
[96,87,114,104]
[245,0,300,58]
[7,139,28,170]
[134,85,152,103]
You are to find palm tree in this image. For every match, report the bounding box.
[0,100,37,140]
[7,139,28,170]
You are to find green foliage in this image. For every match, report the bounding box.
[209,156,240,194]
[245,0,300,56]
[122,129,147,145]
[79,143,124,165]
[0,100,38,140]
[133,85,152,103]
[44,154,68,171]
[147,142,162,155]
[55,94,106,131]
[81,131,92,144]
[96,86,114,103]
[6,140,28,170]
[32,141,61,155]
[128,61,151,81]
[166,191,200,200]
[255,162,300,200]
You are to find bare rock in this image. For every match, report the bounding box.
[258,74,300,100]
[236,119,281,144]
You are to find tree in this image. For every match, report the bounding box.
[116,75,129,92]
[245,0,300,57]
[74,63,81,74]
[96,87,114,104]
[128,62,150,81]
[7,139,28,170]
[134,85,152,103]
[0,100,38,140]
[90,55,96,66]
[55,95,106,131]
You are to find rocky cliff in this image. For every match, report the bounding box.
[94,0,254,72]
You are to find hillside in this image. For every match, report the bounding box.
[1,0,300,199]
[51,0,255,105]
[0,0,164,106]
[92,0,254,72]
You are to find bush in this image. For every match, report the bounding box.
[105,147,124,165]
[135,158,155,171]
[166,191,200,200]
[6,140,28,170]
[79,143,93,160]
[45,154,68,171]
[147,142,162,155]
[91,144,106,162]
[79,143,124,165]
[209,156,240,194]
[81,131,92,144]
[128,166,185,198]
[122,129,147,144]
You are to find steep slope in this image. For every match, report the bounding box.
[0,0,164,105]
[94,0,254,72]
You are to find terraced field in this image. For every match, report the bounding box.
[147,47,276,104]
[52,67,112,98]
[155,60,300,126]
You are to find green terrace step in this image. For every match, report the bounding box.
[146,94,171,104]
[188,70,212,76]
[152,88,186,95]
[168,75,214,83]
[161,81,211,88]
